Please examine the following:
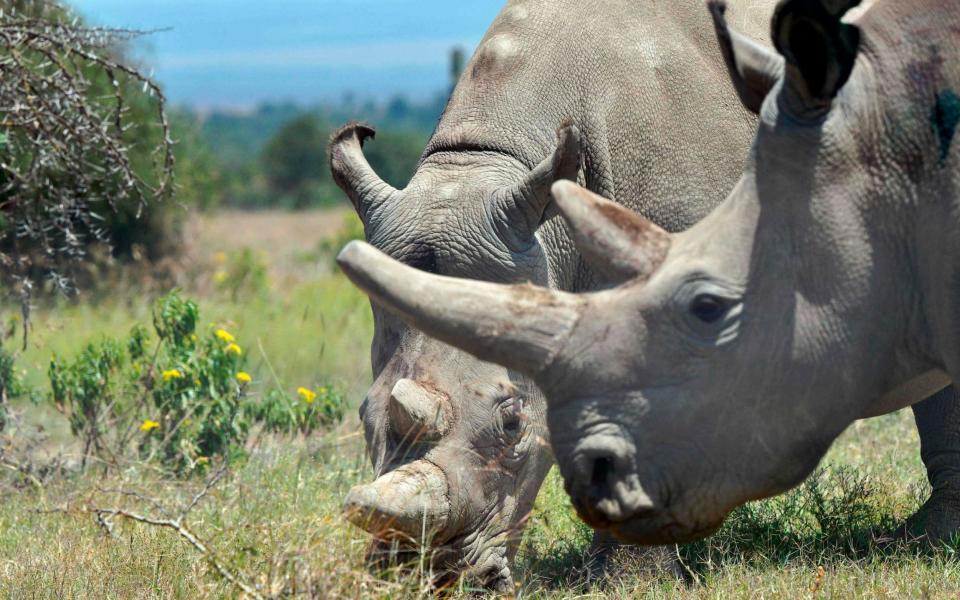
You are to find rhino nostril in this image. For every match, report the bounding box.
[590,455,615,489]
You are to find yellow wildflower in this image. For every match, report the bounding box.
[139,419,160,432]
[162,369,183,381]
[225,343,242,356]
[297,387,317,404]
[317,386,328,396]
[215,329,235,343]
[236,371,252,384]
[213,270,228,284]
[213,251,227,264]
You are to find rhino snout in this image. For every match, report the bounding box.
[565,434,655,528]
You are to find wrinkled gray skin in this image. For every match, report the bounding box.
[330,0,777,589]
[335,0,960,549]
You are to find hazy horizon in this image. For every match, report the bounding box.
[74,0,503,110]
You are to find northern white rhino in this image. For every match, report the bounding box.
[336,0,960,549]
[330,0,777,588]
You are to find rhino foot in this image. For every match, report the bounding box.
[888,487,960,547]
[582,530,681,583]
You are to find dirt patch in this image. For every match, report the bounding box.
[182,207,353,285]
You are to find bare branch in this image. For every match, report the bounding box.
[89,506,265,600]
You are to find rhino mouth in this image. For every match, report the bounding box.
[359,512,520,592]
[601,503,727,545]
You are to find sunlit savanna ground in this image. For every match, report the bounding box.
[1,208,958,598]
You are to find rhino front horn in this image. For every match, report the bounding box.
[336,240,584,377]
[343,461,450,539]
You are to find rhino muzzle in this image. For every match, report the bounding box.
[343,460,451,539]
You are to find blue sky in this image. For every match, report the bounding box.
[74,1,503,109]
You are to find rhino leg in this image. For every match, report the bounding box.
[583,530,681,582]
[899,384,960,544]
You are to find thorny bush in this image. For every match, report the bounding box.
[0,0,174,298]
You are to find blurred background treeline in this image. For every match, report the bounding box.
[182,94,440,211]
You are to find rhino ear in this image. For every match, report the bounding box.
[772,0,861,114]
[490,123,582,249]
[708,0,784,115]
[551,181,672,284]
[329,122,399,223]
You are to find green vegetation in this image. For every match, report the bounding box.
[188,105,431,210]
[46,291,345,473]
[1,212,957,598]
[1,3,956,598]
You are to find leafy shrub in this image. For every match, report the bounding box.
[48,290,344,474]
[0,314,31,431]
[248,386,345,436]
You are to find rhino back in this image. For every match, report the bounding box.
[426,0,775,234]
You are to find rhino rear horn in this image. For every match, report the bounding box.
[389,379,451,441]
[708,0,784,114]
[329,122,399,222]
[336,240,584,377]
[551,181,672,284]
[490,123,581,249]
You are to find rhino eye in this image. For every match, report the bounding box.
[689,294,731,324]
[499,399,523,437]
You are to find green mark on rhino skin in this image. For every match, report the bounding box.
[933,90,960,164]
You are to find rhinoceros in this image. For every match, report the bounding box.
[336,0,960,549]
[331,0,789,587]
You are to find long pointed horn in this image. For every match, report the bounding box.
[329,122,399,222]
[551,180,672,283]
[337,240,583,376]
[343,461,450,538]
[490,123,581,248]
[708,0,784,115]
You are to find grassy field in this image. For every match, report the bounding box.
[1,209,958,598]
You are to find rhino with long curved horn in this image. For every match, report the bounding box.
[339,0,960,548]
[330,0,793,590]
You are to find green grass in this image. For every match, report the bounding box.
[1,211,958,598]
[16,273,373,399]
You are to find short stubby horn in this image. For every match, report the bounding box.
[389,379,452,441]
[343,460,451,539]
[328,122,399,222]
[336,240,585,377]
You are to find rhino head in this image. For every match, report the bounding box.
[336,0,959,544]
[330,123,580,589]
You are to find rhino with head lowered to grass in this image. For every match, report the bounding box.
[336,0,960,549]
[330,0,779,588]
